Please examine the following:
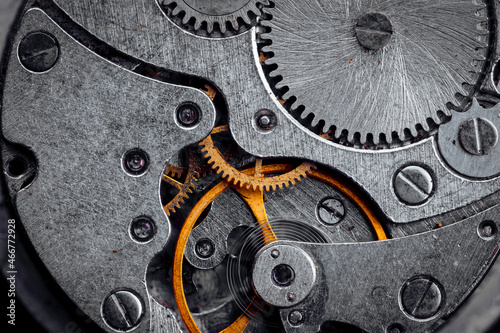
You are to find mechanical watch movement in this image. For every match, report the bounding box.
[1,0,500,332]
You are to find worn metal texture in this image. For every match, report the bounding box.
[47,0,500,224]
[185,188,253,270]
[185,176,378,270]
[2,1,500,332]
[1,8,215,333]
[252,244,316,308]
[278,204,500,333]
[481,0,500,94]
[260,0,489,140]
[149,299,181,332]
[159,0,269,34]
[437,99,500,179]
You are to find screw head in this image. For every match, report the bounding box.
[355,13,393,50]
[195,238,215,259]
[123,149,149,176]
[317,197,346,225]
[176,102,201,128]
[288,310,305,326]
[271,249,280,259]
[458,118,498,156]
[393,165,435,206]
[478,220,497,240]
[400,276,443,320]
[130,216,156,243]
[102,290,144,331]
[255,109,277,132]
[18,31,59,72]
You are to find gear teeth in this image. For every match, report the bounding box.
[160,0,268,37]
[181,14,190,25]
[207,22,216,34]
[171,6,182,16]
[163,149,201,216]
[260,45,272,53]
[193,19,202,31]
[347,131,356,143]
[259,1,490,149]
[218,20,227,33]
[199,127,314,192]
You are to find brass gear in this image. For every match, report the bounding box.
[162,149,200,216]
[172,163,388,333]
[200,125,315,191]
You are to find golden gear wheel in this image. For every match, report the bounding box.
[200,125,315,191]
[172,163,388,333]
[162,149,200,216]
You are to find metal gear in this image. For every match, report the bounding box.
[259,0,491,144]
[172,163,387,333]
[160,0,269,35]
[162,149,200,216]
[200,126,315,191]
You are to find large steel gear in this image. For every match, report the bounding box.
[160,0,269,35]
[259,0,491,143]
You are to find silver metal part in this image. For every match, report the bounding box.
[149,300,182,333]
[316,197,345,225]
[1,8,215,333]
[102,289,144,331]
[2,1,500,332]
[437,99,500,179]
[18,31,60,73]
[278,204,500,333]
[252,244,316,308]
[185,176,377,270]
[393,165,435,206]
[49,0,500,223]
[260,0,488,141]
[400,276,444,321]
[159,0,268,34]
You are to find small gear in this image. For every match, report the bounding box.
[160,0,269,36]
[259,0,491,145]
[162,149,200,216]
[200,125,315,191]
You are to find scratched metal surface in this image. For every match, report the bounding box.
[260,0,488,141]
[40,0,500,226]
[1,7,215,332]
[0,1,499,332]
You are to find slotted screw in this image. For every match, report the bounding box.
[393,165,435,206]
[400,277,443,320]
[102,290,143,330]
[317,197,346,225]
[18,31,59,72]
[355,13,393,50]
[458,118,498,156]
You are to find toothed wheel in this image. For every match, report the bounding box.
[159,0,270,37]
[162,148,200,216]
[199,126,315,191]
[259,0,491,145]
